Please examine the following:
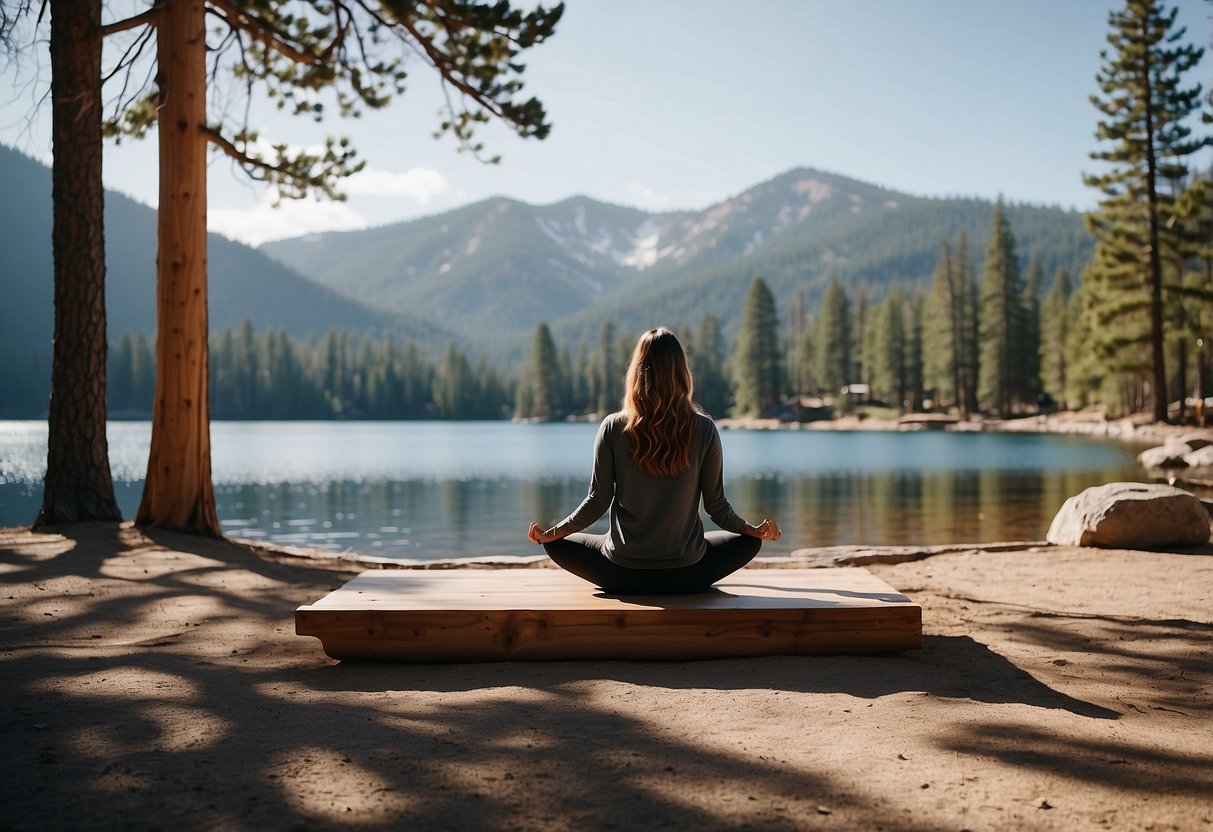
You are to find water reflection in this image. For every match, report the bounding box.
[208,478,602,558]
[207,465,1147,558]
[0,421,1148,559]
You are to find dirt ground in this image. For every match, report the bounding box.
[1,522,1211,832]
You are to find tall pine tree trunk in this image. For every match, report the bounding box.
[136,0,220,535]
[34,0,122,529]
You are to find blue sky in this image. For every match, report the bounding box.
[1,0,1210,245]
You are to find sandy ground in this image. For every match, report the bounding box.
[2,522,1211,832]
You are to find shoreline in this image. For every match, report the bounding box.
[0,522,1049,573]
[717,408,1206,447]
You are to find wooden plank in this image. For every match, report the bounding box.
[295,568,922,661]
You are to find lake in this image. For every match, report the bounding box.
[0,420,1147,559]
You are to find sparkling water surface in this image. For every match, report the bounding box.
[0,420,1147,558]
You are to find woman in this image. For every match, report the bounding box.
[527,327,781,594]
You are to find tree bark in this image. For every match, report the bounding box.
[136,0,221,535]
[33,0,122,529]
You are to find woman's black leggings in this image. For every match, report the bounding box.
[542,531,762,595]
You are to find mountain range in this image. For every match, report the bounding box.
[2,144,1093,365]
[261,168,1093,359]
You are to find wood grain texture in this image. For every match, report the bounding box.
[296,568,922,661]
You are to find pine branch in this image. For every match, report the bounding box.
[209,0,331,66]
[100,7,158,38]
[204,125,362,201]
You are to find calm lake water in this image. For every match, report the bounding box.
[0,420,1148,559]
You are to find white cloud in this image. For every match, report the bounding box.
[206,163,451,246]
[627,181,674,208]
[344,166,451,202]
[231,137,450,202]
[209,194,368,247]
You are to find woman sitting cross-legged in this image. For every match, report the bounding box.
[527,326,781,595]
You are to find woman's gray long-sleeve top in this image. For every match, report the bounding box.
[550,411,750,569]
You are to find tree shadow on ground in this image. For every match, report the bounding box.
[3,524,1209,832]
[938,721,1213,796]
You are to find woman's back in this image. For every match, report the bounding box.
[528,327,779,594]
[592,411,744,568]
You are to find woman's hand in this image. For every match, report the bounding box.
[528,522,561,545]
[748,518,782,541]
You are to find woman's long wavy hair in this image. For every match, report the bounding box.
[622,328,701,477]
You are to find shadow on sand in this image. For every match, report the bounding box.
[3,523,1210,831]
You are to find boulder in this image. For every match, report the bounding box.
[1177,432,1213,452]
[1046,482,1210,549]
[1184,444,1213,469]
[1137,444,1189,469]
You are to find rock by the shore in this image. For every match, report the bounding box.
[1046,482,1210,549]
[1177,432,1213,452]
[1183,444,1213,469]
[1137,444,1190,469]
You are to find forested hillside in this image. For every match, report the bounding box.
[0,145,448,347]
[0,146,459,415]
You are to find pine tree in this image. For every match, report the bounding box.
[1084,0,1209,422]
[903,290,925,412]
[594,321,618,415]
[473,356,509,419]
[923,241,959,410]
[956,232,981,417]
[730,276,783,417]
[29,0,121,527]
[797,322,818,398]
[323,331,348,417]
[130,333,155,416]
[978,200,1026,416]
[401,341,433,419]
[434,343,475,418]
[853,281,871,387]
[692,315,730,417]
[786,289,808,397]
[923,233,980,417]
[1065,275,1105,411]
[235,317,259,418]
[1174,171,1213,420]
[109,334,134,414]
[1168,170,1213,421]
[815,279,852,398]
[869,284,907,411]
[518,322,561,421]
[1018,258,1044,407]
[1040,268,1073,408]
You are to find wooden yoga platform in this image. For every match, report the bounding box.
[295,567,922,661]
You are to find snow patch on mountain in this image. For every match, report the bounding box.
[620,220,662,269]
[744,229,765,255]
[534,214,671,272]
[535,216,566,247]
